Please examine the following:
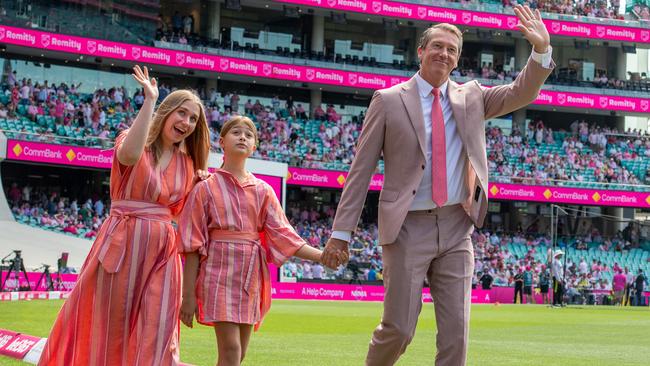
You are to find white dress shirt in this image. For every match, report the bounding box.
[410,75,467,211]
[332,48,553,243]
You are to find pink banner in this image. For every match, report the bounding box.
[0,25,648,113]
[0,329,18,354]
[287,169,650,208]
[536,90,650,114]
[287,167,383,191]
[0,25,396,89]
[276,0,650,44]
[0,271,79,292]
[488,182,650,208]
[6,139,113,169]
[0,332,40,359]
[272,282,497,303]
[258,174,283,202]
[6,140,650,206]
[272,283,503,303]
[4,140,284,198]
[1,285,648,305]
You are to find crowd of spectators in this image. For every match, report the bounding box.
[487,119,650,189]
[283,203,382,281]
[7,183,108,240]
[0,72,203,147]
[472,228,649,305]
[5,74,650,188]
[155,11,197,46]
[0,74,137,146]
[631,2,650,20]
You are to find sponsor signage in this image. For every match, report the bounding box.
[488,182,650,208]
[0,25,648,113]
[0,332,41,359]
[286,167,384,191]
[6,140,113,169]
[275,0,650,44]
[7,141,650,207]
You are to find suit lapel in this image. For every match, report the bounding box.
[448,81,468,147]
[400,76,426,159]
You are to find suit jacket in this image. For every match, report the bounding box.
[332,56,554,245]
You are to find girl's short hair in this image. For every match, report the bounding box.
[220,116,259,145]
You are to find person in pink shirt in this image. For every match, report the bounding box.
[612,269,627,306]
[178,116,328,366]
[54,99,65,123]
[313,104,325,120]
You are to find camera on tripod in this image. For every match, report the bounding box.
[2,250,23,272]
[1,250,30,291]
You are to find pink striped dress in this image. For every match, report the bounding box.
[178,169,305,330]
[39,131,195,366]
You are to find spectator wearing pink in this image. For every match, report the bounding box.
[11,86,20,106]
[313,104,325,120]
[27,101,39,121]
[296,104,307,119]
[300,209,309,222]
[612,270,627,306]
[326,104,340,122]
[244,99,253,114]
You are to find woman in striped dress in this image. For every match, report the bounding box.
[39,66,210,366]
[178,116,324,366]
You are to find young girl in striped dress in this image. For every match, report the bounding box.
[178,116,323,366]
[39,66,210,366]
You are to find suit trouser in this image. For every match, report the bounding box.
[366,205,474,366]
[513,284,523,304]
[553,277,564,305]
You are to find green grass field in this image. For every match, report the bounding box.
[1,300,648,365]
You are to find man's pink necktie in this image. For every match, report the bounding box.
[431,88,448,207]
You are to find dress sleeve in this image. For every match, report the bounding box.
[177,180,210,256]
[261,184,306,266]
[111,129,130,176]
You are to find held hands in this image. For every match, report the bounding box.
[321,238,349,269]
[195,169,211,181]
[513,5,550,54]
[131,65,159,101]
[179,295,198,328]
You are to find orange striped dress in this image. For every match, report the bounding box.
[39,131,195,366]
[178,169,305,330]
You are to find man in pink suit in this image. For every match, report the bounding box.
[321,5,554,366]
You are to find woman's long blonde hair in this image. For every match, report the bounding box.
[146,90,209,170]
